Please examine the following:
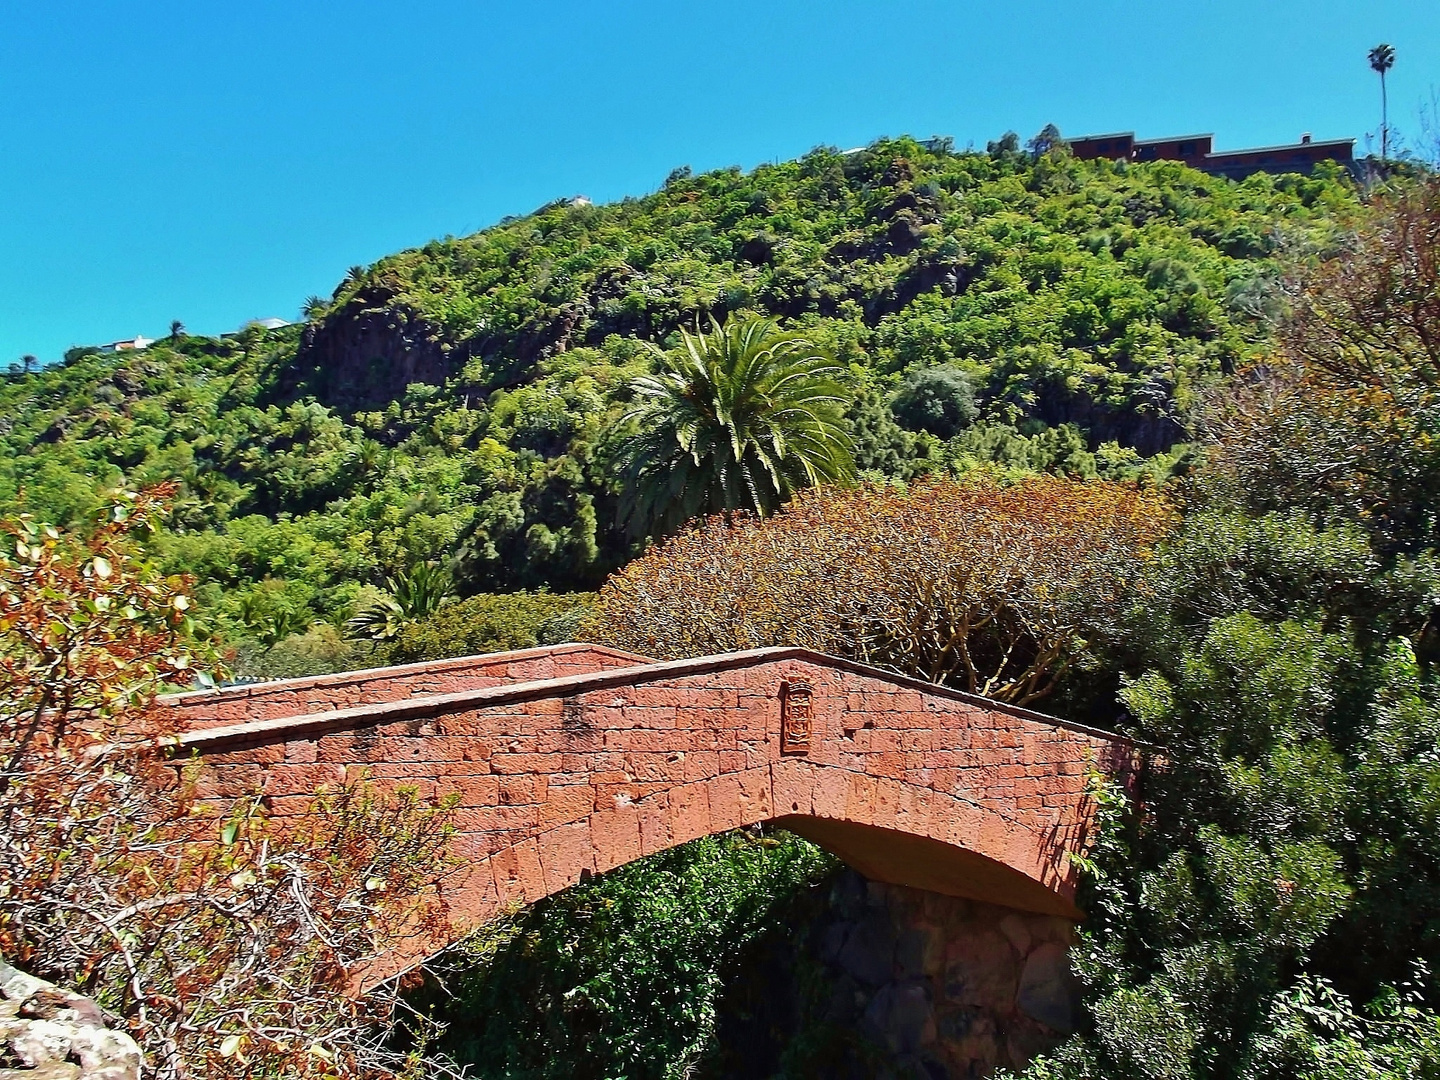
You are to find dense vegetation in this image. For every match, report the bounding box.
[0,136,1356,667]
[10,134,1440,1078]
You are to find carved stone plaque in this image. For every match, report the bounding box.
[781,679,814,754]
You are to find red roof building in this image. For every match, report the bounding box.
[1067,131,1354,179]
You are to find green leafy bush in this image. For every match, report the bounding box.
[379,591,598,664]
[891,365,978,438]
[426,829,836,1080]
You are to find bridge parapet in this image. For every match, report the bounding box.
[162,642,648,730]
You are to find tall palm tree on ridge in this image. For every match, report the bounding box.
[616,315,855,538]
[1369,43,1396,160]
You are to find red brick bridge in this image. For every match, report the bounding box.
[163,643,1140,974]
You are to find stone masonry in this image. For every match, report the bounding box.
[164,644,1140,997]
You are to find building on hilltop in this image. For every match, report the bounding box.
[98,335,154,353]
[1067,130,1355,179]
[219,317,291,340]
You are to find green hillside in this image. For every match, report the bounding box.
[0,136,1359,658]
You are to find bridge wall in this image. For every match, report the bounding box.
[174,648,1138,966]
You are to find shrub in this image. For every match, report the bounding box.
[891,365,978,438]
[380,591,599,664]
[590,477,1173,705]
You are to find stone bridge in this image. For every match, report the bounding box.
[164,643,1139,960]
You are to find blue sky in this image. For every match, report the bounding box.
[1,0,1436,364]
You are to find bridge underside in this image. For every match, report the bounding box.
[777,817,1081,918]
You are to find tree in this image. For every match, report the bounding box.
[591,477,1173,705]
[1370,43,1396,160]
[0,489,460,1079]
[1202,177,1440,555]
[20,354,37,374]
[170,319,185,341]
[987,131,1021,158]
[613,316,855,538]
[1027,123,1064,158]
[890,365,978,438]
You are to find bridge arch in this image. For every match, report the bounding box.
[166,644,1139,968]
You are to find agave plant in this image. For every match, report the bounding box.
[345,561,454,642]
[615,316,855,537]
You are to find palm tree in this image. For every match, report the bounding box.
[1369,43,1396,160]
[169,319,185,341]
[345,561,454,642]
[615,315,855,537]
[302,295,327,320]
[352,437,387,479]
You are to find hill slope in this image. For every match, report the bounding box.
[0,137,1359,651]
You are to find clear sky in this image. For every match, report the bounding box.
[2,0,1436,364]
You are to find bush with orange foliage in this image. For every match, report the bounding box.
[0,488,460,1080]
[591,477,1174,705]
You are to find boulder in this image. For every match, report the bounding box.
[0,961,141,1080]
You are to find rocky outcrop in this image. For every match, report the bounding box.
[0,961,140,1080]
[282,285,466,414]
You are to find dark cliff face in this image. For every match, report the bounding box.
[277,286,466,414]
[278,288,606,415]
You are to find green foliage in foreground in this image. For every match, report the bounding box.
[425,830,836,1080]
[0,136,1357,660]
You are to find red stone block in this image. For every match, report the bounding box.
[452,804,539,835]
[666,781,712,846]
[490,839,546,906]
[844,771,878,823]
[454,775,501,807]
[262,762,348,796]
[540,783,593,828]
[637,791,671,856]
[771,760,815,816]
[812,767,849,819]
[682,750,720,782]
[283,740,318,764]
[589,808,643,874]
[489,752,559,775]
[870,776,909,830]
[539,821,595,894]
